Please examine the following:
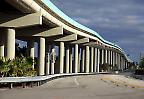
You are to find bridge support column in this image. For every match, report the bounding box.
[6,28,15,59]
[94,48,97,72]
[113,52,115,67]
[0,44,4,57]
[74,44,78,73]
[101,49,104,64]
[97,48,100,73]
[60,42,64,74]
[45,45,51,75]
[122,58,124,71]
[120,56,123,71]
[0,34,4,57]
[117,54,120,70]
[108,50,111,65]
[90,47,94,72]
[116,53,118,69]
[105,50,108,64]
[78,48,81,73]
[27,39,35,68]
[124,61,126,69]
[51,45,55,74]
[126,61,128,69]
[122,58,125,71]
[70,47,73,73]
[66,46,70,73]
[86,46,90,73]
[38,37,45,76]
[115,53,117,66]
[119,56,122,70]
[81,48,85,73]
[110,51,113,66]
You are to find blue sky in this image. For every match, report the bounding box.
[50,0,144,62]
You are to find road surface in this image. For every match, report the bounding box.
[0,75,144,99]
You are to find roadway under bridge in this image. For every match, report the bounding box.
[1,75,144,99]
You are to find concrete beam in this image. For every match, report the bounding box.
[71,38,89,44]
[83,42,97,46]
[33,27,63,37]
[17,27,63,37]
[0,12,42,28]
[84,42,121,54]
[55,34,77,42]
[83,42,104,49]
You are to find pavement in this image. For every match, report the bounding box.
[0,75,144,99]
[100,74,144,88]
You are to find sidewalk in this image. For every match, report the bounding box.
[100,74,144,88]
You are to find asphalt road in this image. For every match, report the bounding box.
[0,75,144,99]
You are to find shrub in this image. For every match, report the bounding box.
[100,63,111,72]
[135,69,144,75]
[139,57,144,69]
[0,57,36,77]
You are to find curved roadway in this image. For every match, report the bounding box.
[0,75,144,99]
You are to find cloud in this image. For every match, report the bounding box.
[74,17,91,24]
[51,0,144,62]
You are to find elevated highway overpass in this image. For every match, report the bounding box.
[0,0,132,75]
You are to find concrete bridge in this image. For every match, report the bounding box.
[0,0,132,76]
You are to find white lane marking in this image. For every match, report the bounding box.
[74,78,79,86]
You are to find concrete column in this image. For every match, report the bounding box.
[94,48,97,72]
[78,48,81,73]
[70,48,73,73]
[124,60,126,69]
[118,54,120,70]
[74,44,78,73]
[119,55,122,70]
[66,47,70,73]
[110,51,113,66]
[38,37,45,76]
[101,49,104,64]
[6,28,15,59]
[105,50,108,63]
[60,42,64,74]
[113,52,115,66]
[0,45,4,57]
[97,48,100,73]
[27,39,35,68]
[122,58,125,70]
[81,48,85,73]
[0,37,4,57]
[126,61,128,69]
[120,56,123,71]
[86,46,90,73]
[108,50,111,65]
[124,61,126,69]
[90,47,94,72]
[51,45,55,74]
[45,45,51,75]
[115,53,118,66]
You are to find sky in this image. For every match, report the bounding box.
[50,0,144,62]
